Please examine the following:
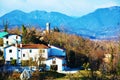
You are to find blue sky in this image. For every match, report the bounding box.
[0,0,120,17]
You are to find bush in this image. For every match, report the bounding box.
[8,72,21,80]
[0,59,5,66]
[21,60,29,66]
[10,59,17,66]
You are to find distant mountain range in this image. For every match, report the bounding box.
[0,6,120,40]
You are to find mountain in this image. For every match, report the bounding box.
[0,6,120,40]
[68,6,120,39]
[0,10,75,29]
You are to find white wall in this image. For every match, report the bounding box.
[45,57,64,71]
[4,46,18,61]
[20,48,48,61]
[3,34,22,47]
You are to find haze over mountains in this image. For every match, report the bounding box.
[0,6,120,40]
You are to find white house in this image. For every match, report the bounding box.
[3,34,22,47]
[4,44,67,71]
[17,44,50,63]
[45,56,66,71]
[4,44,49,63]
[4,45,18,64]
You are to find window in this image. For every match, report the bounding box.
[6,41,8,45]
[23,54,25,57]
[43,50,45,53]
[52,60,56,64]
[39,49,42,53]
[9,50,12,53]
[18,49,20,51]
[10,57,13,60]
[16,41,18,44]
[6,35,8,39]
[16,36,18,39]
[29,50,32,53]
[39,49,45,53]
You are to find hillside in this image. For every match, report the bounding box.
[0,6,120,40]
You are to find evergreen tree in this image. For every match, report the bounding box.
[3,20,9,32]
[67,50,76,68]
[22,25,27,44]
[53,27,60,32]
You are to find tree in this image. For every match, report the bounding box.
[22,25,27,44]
[67,50,76,68]
[0,39,3,46]
[3,20,9,32]
[0,50,3,57]
[22,26,41,44]
[10,59,17,66]
[53,27,60,32]
[8,27,21,35]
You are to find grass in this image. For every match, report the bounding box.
[31,70,66,80]
[0,70,109,80]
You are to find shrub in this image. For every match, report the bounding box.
[21,60,29,66]
[10,59,17,66]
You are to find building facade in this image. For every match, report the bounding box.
[3,34,22,47]
[4,44,66,71]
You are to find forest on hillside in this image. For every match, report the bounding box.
[1,25,120,79]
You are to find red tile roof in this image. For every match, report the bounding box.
[17,44,49,49]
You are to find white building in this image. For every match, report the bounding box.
[46,57,66,71]
[4,45,18,62]
[3,34,22,47]
[17,44,50,63]
[4,44,67,71]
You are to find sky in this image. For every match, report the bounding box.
[0,0,120,17]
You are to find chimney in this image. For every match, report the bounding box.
[20,44,22,48]
[15,44,17,47]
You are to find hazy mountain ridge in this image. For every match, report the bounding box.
[68,6,120,39]
[0,6,120,40]
[0,10,75,28]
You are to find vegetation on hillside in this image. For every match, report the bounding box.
[3,25,120,79]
